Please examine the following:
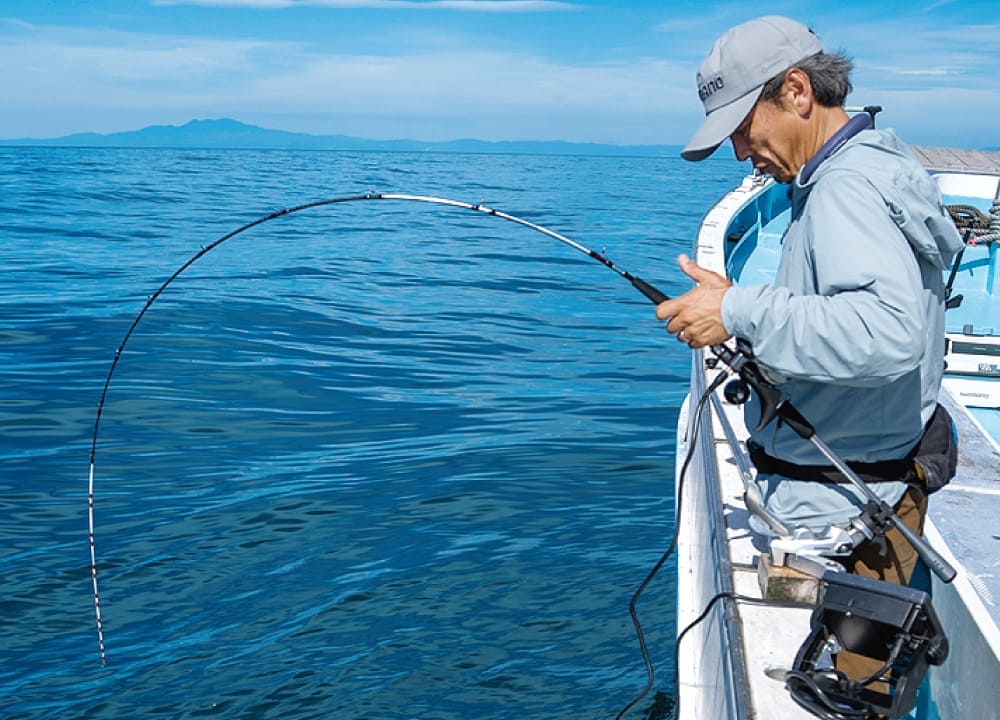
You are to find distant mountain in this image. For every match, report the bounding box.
[1,118,679,157]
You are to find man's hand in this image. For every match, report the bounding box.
[655,254,732,349]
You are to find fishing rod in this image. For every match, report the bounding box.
[86,190,671,669]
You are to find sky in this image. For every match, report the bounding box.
[1,0,997,148]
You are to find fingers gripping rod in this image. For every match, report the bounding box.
[415,197,956,689]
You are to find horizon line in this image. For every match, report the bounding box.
[1,116,681,148]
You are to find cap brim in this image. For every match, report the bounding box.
[681,88,762,162]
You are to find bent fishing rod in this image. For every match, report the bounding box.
[86,190,671,667]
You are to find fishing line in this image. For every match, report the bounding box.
[86,191,676,693]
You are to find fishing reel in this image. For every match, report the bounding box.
[722,377,750,405]
[723,377,751,405]
[707,340,759,406]
[709,338,812,435]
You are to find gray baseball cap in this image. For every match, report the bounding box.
[682,16,823,162]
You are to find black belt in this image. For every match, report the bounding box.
[746,404,956,492]
[747,441,916,484]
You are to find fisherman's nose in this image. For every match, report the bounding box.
[731,135,750,162]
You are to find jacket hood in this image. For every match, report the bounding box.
[796,128,963,271]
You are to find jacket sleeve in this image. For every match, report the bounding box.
[721,171,928,386]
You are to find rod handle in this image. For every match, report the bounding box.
[630,276,670,305]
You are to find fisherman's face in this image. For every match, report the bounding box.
[729,93,803,184]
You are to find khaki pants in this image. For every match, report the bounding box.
[834,483,928,683]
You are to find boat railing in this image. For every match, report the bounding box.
[687,350,755,719]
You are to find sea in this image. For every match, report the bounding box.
[0,147,747,720]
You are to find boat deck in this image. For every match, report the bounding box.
[927,391,1000,621]
[910,146,1000,175]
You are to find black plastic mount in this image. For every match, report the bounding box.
[791,571,948,718]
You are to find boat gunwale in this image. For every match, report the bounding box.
[685,349,754,719]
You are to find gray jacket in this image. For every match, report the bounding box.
[721,128,963,532]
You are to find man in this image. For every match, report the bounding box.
[657,15,962,592]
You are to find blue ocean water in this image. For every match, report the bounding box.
[0,147,745,719]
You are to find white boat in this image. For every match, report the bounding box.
[675,143,1000,719]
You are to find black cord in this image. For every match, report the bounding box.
[610,360,813,718]
[785,669,873,720]
[613,369,727,719]
[672,592,813,719]
[784,633,906,720]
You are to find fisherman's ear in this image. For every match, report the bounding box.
[781,67,814,118]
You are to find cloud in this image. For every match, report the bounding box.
[839,21,1000,94]
[0,25,290,87]
[655,10,1000,97]
[246,51,684,113]
[150,0,578,10]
